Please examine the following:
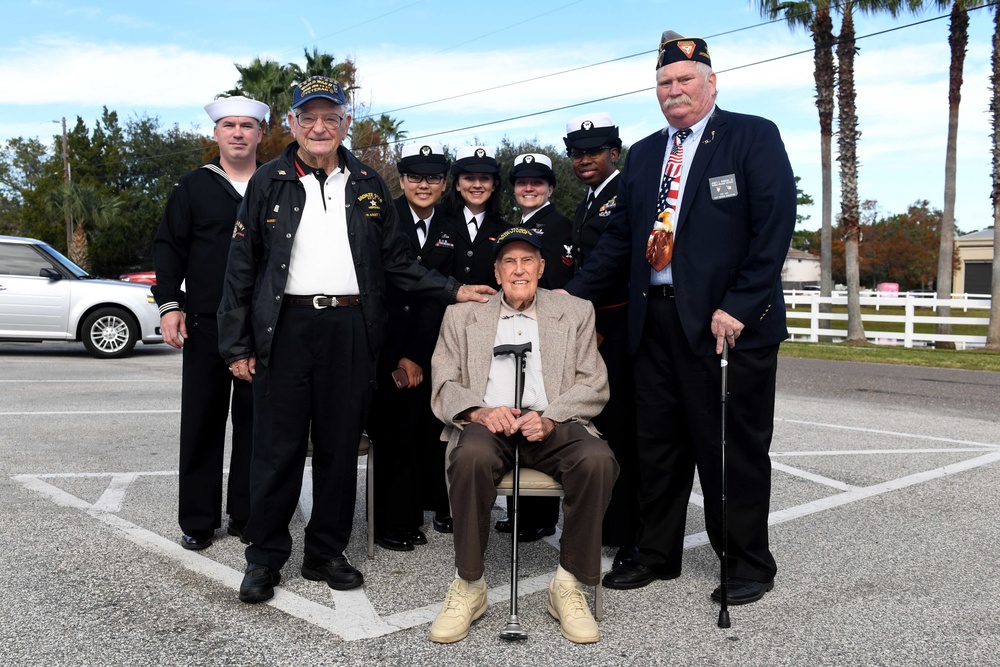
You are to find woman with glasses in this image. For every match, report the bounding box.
[367,143,455,551]
[440,146,510,291]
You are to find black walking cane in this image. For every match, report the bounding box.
[493,341,532,641]
[717,344,731,629]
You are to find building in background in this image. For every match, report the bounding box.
[954,229,994,296]
[782,245,821,289]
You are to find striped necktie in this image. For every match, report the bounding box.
[646,128,691,272]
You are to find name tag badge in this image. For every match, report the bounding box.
[709,174,738,200]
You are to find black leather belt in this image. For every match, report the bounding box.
[649,284,675,298]
[285,294,362,308]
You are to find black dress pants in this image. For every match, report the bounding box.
[366,377,428,530]
[632,294,778,582]
[178,312,252,534]
[594,306,640,547]
[244,304,374,570]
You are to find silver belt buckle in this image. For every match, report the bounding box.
[312,295,334,309]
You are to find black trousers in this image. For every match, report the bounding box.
[244,304,374,570]
[594,308,640,546]
[632,294,778,582]
[366,376,430,529]
[178,312,252,534]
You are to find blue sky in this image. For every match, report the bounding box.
[2,0,995,234]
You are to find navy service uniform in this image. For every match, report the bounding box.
[153,157,255,540]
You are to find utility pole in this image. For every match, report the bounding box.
[60,117,72,252]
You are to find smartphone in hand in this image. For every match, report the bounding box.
[391,367,408,389]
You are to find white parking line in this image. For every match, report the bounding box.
[770,462,857,491]
[776,418,1000,448]
[92,473,139,512]
[0,410,180,415]
[11,439,1000,642]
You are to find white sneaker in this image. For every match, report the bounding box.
[429,578,488,643]
[547,578,599,643]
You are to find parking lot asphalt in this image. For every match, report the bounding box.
[1,342,998,666]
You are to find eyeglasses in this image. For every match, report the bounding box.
[295,112,344,129]
[568,147,611,161]
[403,173,446,185]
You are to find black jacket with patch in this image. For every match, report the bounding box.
[218,143,459,366]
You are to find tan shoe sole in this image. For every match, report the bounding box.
[547,601,599,644]
[429,598,487,643]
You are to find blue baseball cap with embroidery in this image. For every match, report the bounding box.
[292,76,347,109]
[494,227,542,257]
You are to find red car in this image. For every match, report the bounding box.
[119,271,156,286]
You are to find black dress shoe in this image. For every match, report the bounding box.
[432,514,453,534]
[374,527,415,552]
[518,525,556,542]
[302,554,364,591]
[405,528,427,545]
[711,578,774,606]
[613,545,639,569]
[227,517,247,540]
[495,519,556,541]
[602,561,680,590]
[180,532,213,550]
[239,563,281,603]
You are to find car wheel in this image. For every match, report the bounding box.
[81,307,138,359]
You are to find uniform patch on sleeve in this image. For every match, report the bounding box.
[232,220,247,241]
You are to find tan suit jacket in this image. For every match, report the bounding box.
[431,289,609,448]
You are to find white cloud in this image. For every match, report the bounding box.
[0,38,243,108]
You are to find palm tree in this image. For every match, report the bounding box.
[916,1,990,347]
[45,183,121,271]
[987,3,1000,349]
[837,2,867,342]
[222,57,296,132]
[756,1,837,302]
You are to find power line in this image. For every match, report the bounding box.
[36,2,998,169]
[354,2,996,150]
[361,6,815,120]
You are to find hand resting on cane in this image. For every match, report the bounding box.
[464,406,555,441]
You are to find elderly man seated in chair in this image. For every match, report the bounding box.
[429,227,618,644]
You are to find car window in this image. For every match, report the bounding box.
[40,243,89,278]
[0,243,57,277]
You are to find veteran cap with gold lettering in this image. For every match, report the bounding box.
[657,31,711,69]
[493,226,542,257]
[292,76,348,109]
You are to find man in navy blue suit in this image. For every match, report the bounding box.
[564,31,796,606]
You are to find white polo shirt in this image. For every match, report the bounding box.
[285,165,361,296]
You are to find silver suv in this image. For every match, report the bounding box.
[0,235,163,358]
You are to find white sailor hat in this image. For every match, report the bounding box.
[397,142,450,175]
[563,112,621,150]
[509,153,556,186]
[204,96,269,123]
[452,145,499,175]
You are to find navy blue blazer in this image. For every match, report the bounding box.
[566,107,796,357]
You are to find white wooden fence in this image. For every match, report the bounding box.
[783,291,992,349]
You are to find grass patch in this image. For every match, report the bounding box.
[779,340,1000,372]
